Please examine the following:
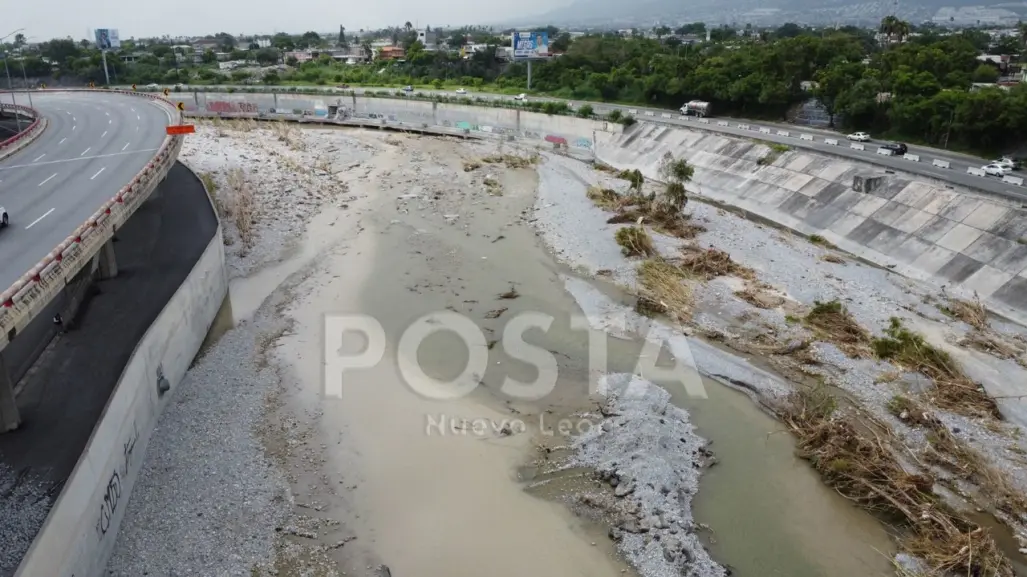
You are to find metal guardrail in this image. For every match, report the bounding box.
[0,89,182,351]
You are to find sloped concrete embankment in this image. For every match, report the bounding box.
[12,170,228,577]
[597,123,1027,327]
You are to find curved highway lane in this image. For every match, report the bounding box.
[0,91,171,291]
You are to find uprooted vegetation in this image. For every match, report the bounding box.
[940,296,1026,361]
[803,300,872,358]
[637,258,692,321]
[886,394,1027,516]
[776,388,1015,577]
[615,225,655,257]
[756,142,791,166]
[219,167,256,252]
[873,317,1000,419]
[677,245,753,280]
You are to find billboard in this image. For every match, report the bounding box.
[94,28,120,50]
[512,31,549,59]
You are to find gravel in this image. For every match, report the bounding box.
[571,374,727,577]
[180,122,373,279]
[533,146,1027,559]
[0,465,52,576]
[105,312,293,576]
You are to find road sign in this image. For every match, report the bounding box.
[176,102,185,111]
[164,88,170,96]
[40,83,46,89]
[88,81,95,88]
[131,84,136,91]
[165,124,195,135]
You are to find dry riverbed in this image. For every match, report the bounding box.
[107,119,1027,577]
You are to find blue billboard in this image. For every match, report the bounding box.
[512,31,549,59]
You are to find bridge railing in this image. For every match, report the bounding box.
[0,103,45,160]
[0,89,183,351]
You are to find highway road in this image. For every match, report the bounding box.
[154,83,1027,201]
[0,91,172,291]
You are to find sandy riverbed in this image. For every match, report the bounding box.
[107,120,1027,577]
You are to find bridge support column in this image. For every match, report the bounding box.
[98,238,118,279]
[0,354,20,433]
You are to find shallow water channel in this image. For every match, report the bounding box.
[198,143,898,577]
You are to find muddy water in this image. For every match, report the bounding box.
[225,138,896,577]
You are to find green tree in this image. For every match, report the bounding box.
[202,49,217,64]
[338,26,348,48]
[972,64,1000,83]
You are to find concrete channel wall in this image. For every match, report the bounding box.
[597,123,1027,326]
[169,92,615,149]
[172,91,1027,325]
[14,187,228,577]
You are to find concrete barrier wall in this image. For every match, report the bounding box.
[14,206,227,577]
[596,123,1027,326]
[170,92,619,149]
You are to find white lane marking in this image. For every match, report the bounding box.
[0,148,160,171]
[80,147,91,156]
[65,111,71,115]
[59,137,66,145]
[105,111,110,116]
[38,173,57,186]
[130,107,135,112]
[136,125,139,131]
[72,117,76,123]
[122,142,130,151]
[33,153,46,162]
[90,166,106,180]
[101,130,107,138]
[72,125,76,131]
[25,208,55,229]
[136,114,140,120]
[149,100,174,124]
[108,119,112,125]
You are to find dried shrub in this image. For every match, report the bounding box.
[775,388,1014,577]
[735,288,785,309]
[804,300,872,357]
[637,258,692,320]
[223,167,256,252]
[873,318,1000,419]
[481,153,538,168]
[677,245,752,280]
[615,226,655,257]
[945,297,988,330]
[821,254,846,264]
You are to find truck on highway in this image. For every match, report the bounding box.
[679,100,711,118]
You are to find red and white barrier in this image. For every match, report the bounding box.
[0,89,182,350]
[0,103,46,161]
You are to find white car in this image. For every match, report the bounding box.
[455,88,467,95]
[145,83,160,89]
[1,206,8,228]
[992,157,1015,170]
[982,163,1011,177]
[513,93,526,101]
[847,132,871,142]
[402,85,413,92]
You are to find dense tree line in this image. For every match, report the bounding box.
[9,20,1027,153]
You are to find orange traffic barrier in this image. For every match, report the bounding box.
[165,124,195,135]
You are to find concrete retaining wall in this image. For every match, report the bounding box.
[169,92,616,149]
[14,213,227,576]
[597,123,1027,326]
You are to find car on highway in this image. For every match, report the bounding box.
[982,163,1012,177]
[991,157,1018,171]
[455,88,467,95]
[514,93,527,101]
[402,85,413,92]
[145,83,160,89]
[337,83,350,89]
[1,206,8,228]
[847,132,871,142]
[880,142,908,155]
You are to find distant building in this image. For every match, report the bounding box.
[376,46,405,61]
[416,29,437,49]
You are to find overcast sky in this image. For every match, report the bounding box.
[6,0,565,42]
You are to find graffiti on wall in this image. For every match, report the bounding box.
[205,101,259,114]
[522,131,542,140]
[96,420,139,539]
[573,137,593,149]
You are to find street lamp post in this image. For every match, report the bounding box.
[19,59,33,108]
[1,56,23,131]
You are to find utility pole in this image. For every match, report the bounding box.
[101,50,111,86]
[2,56,22,131]
[19,59,33,108]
